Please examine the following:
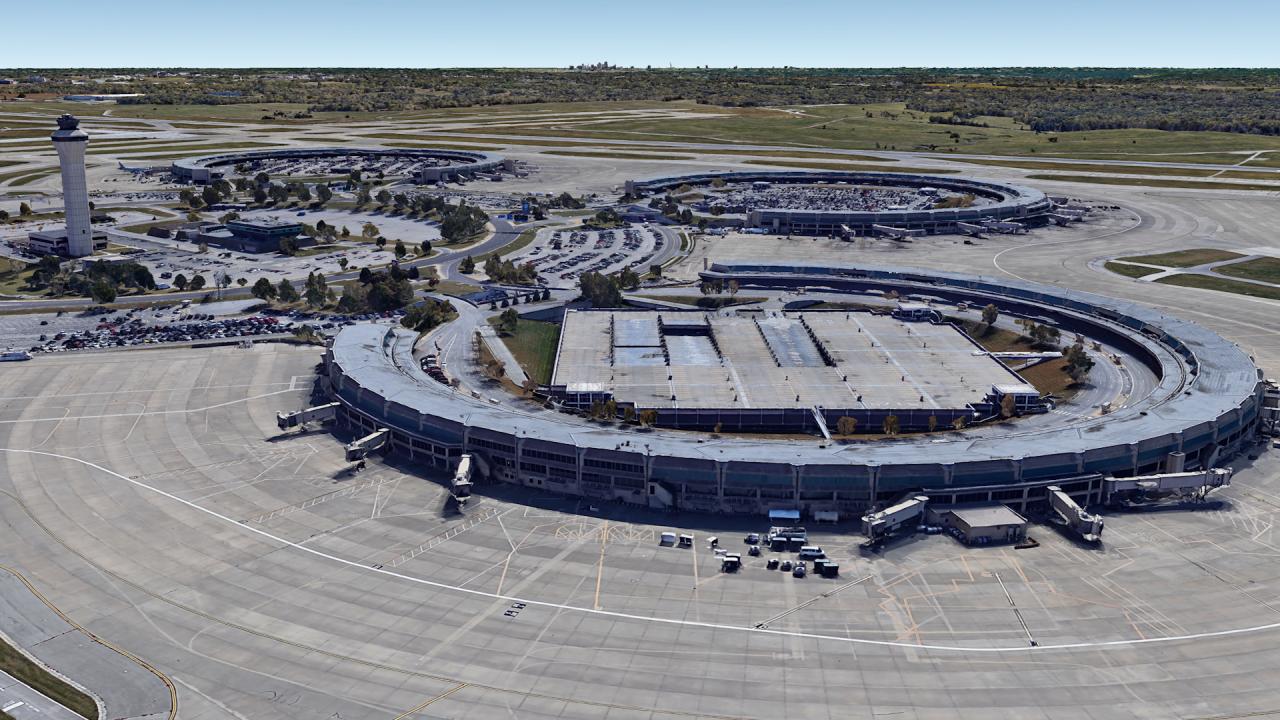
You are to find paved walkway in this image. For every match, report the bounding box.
[476,324,529,386]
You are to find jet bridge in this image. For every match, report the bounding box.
[861,495,928,545]
[344,429,389,462]
[1047,485,1103,542]
[276,402,339,431]
[452,454,474,504]
[1104,468,1233,507]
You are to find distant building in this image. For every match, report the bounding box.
[199,217,311,253]
[26,228,108,256]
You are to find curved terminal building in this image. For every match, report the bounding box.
[323,264,1262,518]
[171,146,509,185]
[626,170,1052,236]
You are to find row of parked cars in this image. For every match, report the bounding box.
[32,315,286,352]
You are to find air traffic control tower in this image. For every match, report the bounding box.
[51,114,93,257]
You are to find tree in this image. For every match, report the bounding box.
[927,415,938,432]
[236,277,248,287]
[132,265,156,290]
[836,416,859,435]
[638,409,658,427]
[498,308,520,335]
[253,187,268,204]
[90,280,116,305]
[375,236,387,250]
[649,264,662,279]
[882,415,900,435]
[251,277,276,300]
[981,303,999,327]
[578,271,624,308]
[18,202,31,216]
[254,172,270,186]
[727,279,739,296]
[375,189,392,206]
[1000,394,1017,419]
[459,255,476,274]
[277,278,299,303]
[361,222,379,241]
[304,274,326,308]
[338,257,349,271]
[1064,342,1095,383]
[316,184,333,205]
[201,185,221,207]
[420,240,432,255]
[189,274,207,291]
[173,273,189,291]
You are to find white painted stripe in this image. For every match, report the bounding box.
[10,446,1280,655]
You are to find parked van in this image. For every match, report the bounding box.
[678,534,694,548]
[798,546,825,560]
[660,532,677,546]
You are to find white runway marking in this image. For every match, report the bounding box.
[0,388,300,425]
[11,446,1280,655]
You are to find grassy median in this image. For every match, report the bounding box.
[0,636,98,719]
[490,317,560,385]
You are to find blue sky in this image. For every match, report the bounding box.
[2,0,1276,68]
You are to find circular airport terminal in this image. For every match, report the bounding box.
[625,170,1053,236]
[170,146,512,185]
[323,262,1262,530]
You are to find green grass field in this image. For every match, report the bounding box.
[439,102,1280,162]
[1025,174,1280,192]
[1156,273,1280,301]
[542,150,694,161]
[1104,262,1161,279]
[742,159,958,174]
[1115,248,1244,267]
[0,635,99,719]
[108,141,286,158]
[491,317,561,384]
[0,167,59,186]
[0,258,35,295]
[1213,256,1280,284]
[953,158,1221,177]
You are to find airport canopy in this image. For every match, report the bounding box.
[769,509,801,522]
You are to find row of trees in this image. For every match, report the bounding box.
[401,298,455,333]
[26,256,157,303]
[834,414,965,436]
[483,254,537,285]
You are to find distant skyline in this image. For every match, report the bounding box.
[2,0,1278,69]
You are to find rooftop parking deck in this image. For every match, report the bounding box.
[551,309,1021,412]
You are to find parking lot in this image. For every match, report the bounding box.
[690,181,990,214]
[509,223,667,287]
[0,298,405,354]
